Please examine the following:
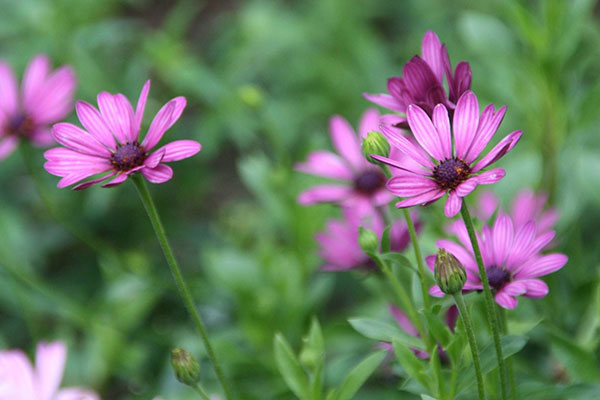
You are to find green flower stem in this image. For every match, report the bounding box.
[453,292,486,400]
[498,308,517,400]
[131,175,232,400]
[402,208,430,310]
[195,384,211,400]
[460,200,507,400]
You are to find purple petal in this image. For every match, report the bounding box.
[26,65,76,124]
[73,172,117,190]
[329,115,365,170]
[444,192,462,217]
[0,136,19,160]
[520,279,549,298]
[390,305,419,337]
[475,168,505,185]
[514,254,568,279]
[358,108,381,139]
[429,285,444,297]
[436,239,477,273]
[472,130,523,173]
[362,93,404,112]
[407,104,445,161]
[76,101,117,149]
[97,92,134,145]
[453,91,479,160]
[44,148,111,178]
[102,173,130,187]
[295,150,354,180]
[505,221,537,270]
[141,164,174,184]
[455,177,478,197]
[475,191,499,221]
[30,128,55,147]
[432,104,452,159]
[380,113,407,128]
[387,174,437,197]
[494,290,518,309]
[135,80,151,136]
[144,149,165,169]
[152,140,201,163]
[421,31,444,82]
[21,54,50,109]
[395,189,445,209]
[52,123,112,157]
[381,125,435,169]
[464,105,506,164]
[0,61,18,115]
[298,185,353,205]
[425,254,436,271]
[35,341,67,400]
[142,97,186,151]
[492,213,514,267]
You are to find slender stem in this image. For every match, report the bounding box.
[195,384,211,400]
[453,292,486,400]
[460,201,507,400]
[402,208,430,310]
[498,308,517,400]
[131,175,232,400]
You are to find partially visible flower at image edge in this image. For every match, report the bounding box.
[44,80,201,189]
[0,54,76,159]
[0,341,99,400]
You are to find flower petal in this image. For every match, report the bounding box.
[0,349,37,399]
[76,101,117,149]
[102,173,130,187]
[358,108,380,139]
[21,54,50,109]
[26,66,76,124]
[52,123,112,157]
[362,93,404,112]
[432,104,452,159]
[142,97,186,151]
[298,185,353,205]
[135,80,151,137]
[421,31,445,82]
[492,213,514,267]
[464,105,506,164]
[455,177,478,197]
[472,130,522,173]
[0,136,19,160]
[141,164,174,184]
[295,150,353,180]
[0,61,18,116]
[73,171,117,190]
[329,115,365,170]
[387,174,437,197]
[152,140,201,163]
[475,168,505,185]
[453,91,479,160]
[97,92,134,145]
[505,221,536,270]
[55,388,100,400]
[407,104,445,161]
[381,125,434,169]
[494,289,518,309]
[444,191,462,217]
[520,279,549,298]
[514,254,568,279]
[395,189,445,209]
[36,341,67,400]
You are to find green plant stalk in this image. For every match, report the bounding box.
[132,175,232,400]
[402,208,430,310]
[453,292,486,400]
[460,201,507,400]
[498,308,517,400]
[195,383,211,400]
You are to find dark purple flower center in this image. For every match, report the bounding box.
[111,143,146,171]
[432,158,470,190]
[354,170,386,194]
[5,114,35,137]
[487,266,511,290]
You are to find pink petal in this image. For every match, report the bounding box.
[494,290,518,309]
[362,93,404,112]
[436,239,477,273]
[55,388,100,400]
[36,341,67,400]
[429,285,444,297]
[514,254,568,279]
[380,113,407,128]
[30,128,55,147]
[432,104,452,159]
[76,101,117,149]
[425,254,436,271]
[370,154,430,176]
[102,173,130,187]
[0,349,37,399]
[444,192,462,217]
[421,31,444,82]
[472,130,523,173]
[329,115,365,170]
[389,305,419,337]
[387,174,437,197]
[505,221,537,270]
[0,61,18,116]
[520,279,549,299]
[97,92,134,145]
[475,168,505,185]
[298,185,353,205]
[152,140,201,163]
[492,213,514,267]
[142,97,186,151]
[44,148,111,176]
[295,150,354,181]
[395,189,445,208]
[475,190,499,221]
[135,80,151,137]
[407,104,445,161]
[73,171,117,190]
[52,123,112,157]
[141,164,174,184]
[464,105,506,164]
[0,136,19,160]
[453,91,479,160]
[26,66,76,124]
[143,149,165,169]
[358,108,381,139]
[21,54,50,109]
[455,177,478,197]
[381,125,435,169]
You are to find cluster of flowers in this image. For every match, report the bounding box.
[296,31,567,347]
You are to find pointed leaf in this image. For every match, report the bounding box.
[393,340,431,389]
[274,333,311,400]
[336,350,387,400]
[348,318,425,350]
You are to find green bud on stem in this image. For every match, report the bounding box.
[171,347,201,387]
[361,131,390,165]
[435,248,466,295]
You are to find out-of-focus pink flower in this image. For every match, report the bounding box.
[364,30,471,124]
[373,91,522,218]
[0,54,76,159]
[316,207,418,271]
[296,108,394,215]
[44,80,201,189]
[0,341,99,400]
[428,212,567,309]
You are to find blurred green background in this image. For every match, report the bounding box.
[1,0,600,398]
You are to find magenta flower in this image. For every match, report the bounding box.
[316,208,416,271]
[296,108,393,213]
[364,31,471,121]
[428,212,568,309]
[0,54,76,159]
[44,80,201,189]
[0,341,99,400]
[373,91,522,217]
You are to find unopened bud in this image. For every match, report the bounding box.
[362,131,390,164]
[358,227,379,253]
[171,348,201,387]
[435,249,466,295]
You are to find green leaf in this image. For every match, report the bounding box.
[423,311,453,348]
[348,318,425,350]
[300,317,325,370]
[456,335,528,393]
[380,252,414,270]
[381,225,391,253]
[393,340,430,389]
[445,326,466,367]
[274,333,311,400]
[325,388,338,400]
[336,350,387,400]
[550,332,600,382]
[421,395,437,400]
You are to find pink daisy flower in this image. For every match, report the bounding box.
[373,91,522,217]
[296,108,393,214]
[316,208,417,271]
[0,54,76,159]
[0,341,99,400]
[364,30,471,123]
[44,80,201,189]
[427,212,568,309]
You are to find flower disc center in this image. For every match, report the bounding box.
[354,170,386,194]
[6,114,35,137]
[432,158,470,190]
[112,143,146,171]
[487,266,511,290]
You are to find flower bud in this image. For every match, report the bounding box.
[358,227,379,253]
[171,347,201,387]
[361,131,390,164]
[435,249,466,295]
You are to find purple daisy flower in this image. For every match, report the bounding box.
[316,208,416,271]
[44,80,201,189]
[364,30,471,122]
[373,91,522,217]
[0,54,76,159]
[296,108,394,214]
[427,212,568,309]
